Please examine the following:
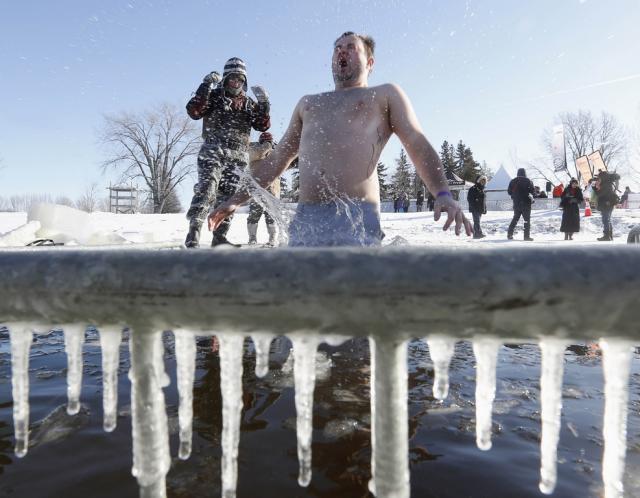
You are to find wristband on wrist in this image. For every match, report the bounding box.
[437,191,452,198]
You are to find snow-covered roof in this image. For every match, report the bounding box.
[485,165,512,191]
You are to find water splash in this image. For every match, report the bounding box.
[538,338,567,494]
[63,324,86,415]
[472,337,501,451]
[236,166,295,246]
[174,329,197,460]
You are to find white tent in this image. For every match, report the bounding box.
[485,165,512,202]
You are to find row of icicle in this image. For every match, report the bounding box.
[6,322,633,498]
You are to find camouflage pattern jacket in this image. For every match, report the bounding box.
[186,84,270,151]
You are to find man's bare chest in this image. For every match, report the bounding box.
[304,92,384,129]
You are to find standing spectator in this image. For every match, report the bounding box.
[416,189,425,212]
[184,58,271,248]
[620,186,631,209]
[507,168,535,241]
[559,178,583,240]
[427,192,435,211]
[247,133,279,246]
[467,175,487,239]
[402,193,410,213]
[534,186,548,198]
[393,194,400,213]
[593,171,620,241]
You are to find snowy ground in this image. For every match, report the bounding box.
[1,205,639,248]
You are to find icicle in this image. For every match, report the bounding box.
[98,326,122,432]
[472,337,500,451]
[538,338,567,495]
[291,335,320,487]
[8,323,35,458]
[368,337,409,498]
[368,337,377,497]
[129,329,170,496]
[63,324,86,415]
[600,338,633,498]
[252,334,274,378]
[218,333,245,498]
[174,329,196,460]
[426,336,456,400]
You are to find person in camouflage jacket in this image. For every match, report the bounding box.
[185,57,271,247]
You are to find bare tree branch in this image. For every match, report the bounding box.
[99,103,200,213]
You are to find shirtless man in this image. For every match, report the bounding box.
[209,32,472,245]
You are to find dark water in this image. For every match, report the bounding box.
[1,328,640,498]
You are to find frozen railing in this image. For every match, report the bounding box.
[1,247,640,498]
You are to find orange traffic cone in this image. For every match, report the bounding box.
[584,202,592,217]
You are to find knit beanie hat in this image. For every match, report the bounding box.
[222,57,248,92]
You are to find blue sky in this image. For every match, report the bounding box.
[1,0,639,205]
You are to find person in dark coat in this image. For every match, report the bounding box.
[416,190,425,212]
[467,175,487,239]
[620,186,631,209]
[559,178,583,240]
[401,192,410,213]
[594,171,620,241]
[393,195,400,213]
[184,58,271,248]
[427,192,435,211]
[507,167,535,241]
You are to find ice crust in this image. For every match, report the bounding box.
[4,324,635,498]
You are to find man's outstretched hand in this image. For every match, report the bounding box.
[207,202,238,231]
[433,195,473,236]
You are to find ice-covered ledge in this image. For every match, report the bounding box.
[3,246,640,498]
[1,246,639,339]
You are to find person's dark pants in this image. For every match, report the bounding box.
[185,144,248,245]
[471,211,483,237]
[507,201,532,239]
[247,200,275,225]
[600,207,613,238]
[416,203,423,212]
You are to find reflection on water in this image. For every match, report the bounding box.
[0,328,639,497]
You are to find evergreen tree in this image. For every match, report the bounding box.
[461,146,481,182]
[391,149,412,196]
[411,170,424,197]
[439,140,457,175]
[454,141,467,178]
[279,176,289,198]
[377,161,390,200]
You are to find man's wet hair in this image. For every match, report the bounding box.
[335,31,375,59]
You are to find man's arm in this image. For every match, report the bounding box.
[386,84,471,235]
[207,98,304,231]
